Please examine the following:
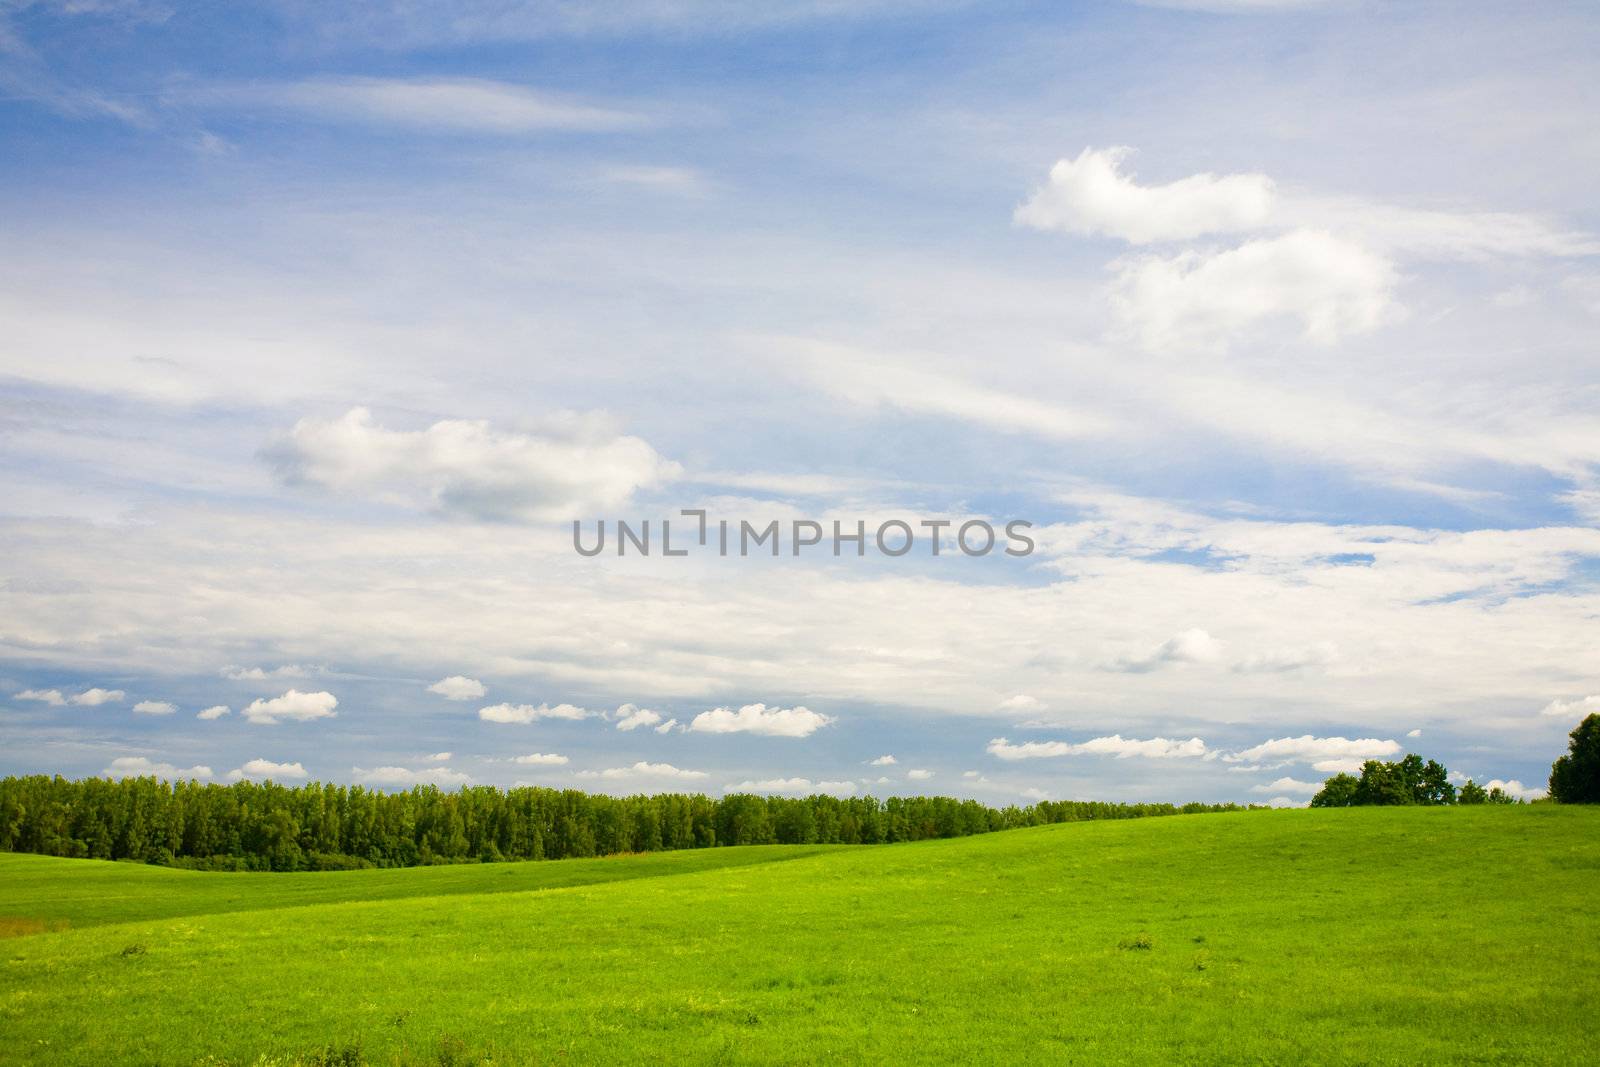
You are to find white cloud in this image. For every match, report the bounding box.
[132,700,176,715]
[265,407,679,523]
[427,675,486,701]
[1406,728,1422,738]
[223,665,315,681]
[614,704,664,731]
[198,77,645,135]
[725,777,857,796]
[14,688,65,705]
[353,764,472,786]
[103,756,214,780]
[242,689,338,725]
[1134,1,1332,11]
[1484,778,1545,801]
[1113,229,1398,350]
[511,752,569,765]
[1312,759,1366,774]
[577,761,708,781]
[868,754,897,766]
[906,768,934,781]
[1539,695,1600,720]
[789,339,1119,442]
[688,703,835,738]
[1228,735,1402,766]
[478,702,592,724]
[1015,146,1275,244]
[197,704,230,720]
[68,687,124,706]
[424,751,453,761]
[227,758,309,781]
[654,717,681,734]
[1108,628,1223,673]
[988,735,1209,760]
[594,164,707,196]
[996,694,1041,712]
[1249,776,1322,795]
[1280,196,1600,262]
[1234,642,1339,673]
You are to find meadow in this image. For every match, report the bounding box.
[2,806,1596,1065]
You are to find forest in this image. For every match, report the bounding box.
[0,775,1248,871]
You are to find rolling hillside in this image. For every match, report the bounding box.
[3,807,1596,1065]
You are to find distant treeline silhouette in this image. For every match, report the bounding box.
[0,775,1250,871]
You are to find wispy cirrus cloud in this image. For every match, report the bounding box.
[185,77,647,134]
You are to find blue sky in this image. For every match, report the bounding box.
[2,0,1598,805]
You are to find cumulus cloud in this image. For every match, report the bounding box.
[242,689,338,725]
[103,756,213,780]
[614,704,664,731]
[264,407,679,523]
[510,752,569,765]
[1107,628,1223,673]
[577,761,708,781]
[197,704,230,720]
[988,735,1208,760]
[224,665,316,681]
[428,675,486,701]
[1113,229,1398,350]
[1228,735,1401,768]
[725,777,857,796]
[1249,776,1322,795]
[424,751,453,761]
[14,688,65,705]
[68,687,125,706]
[1539,695,1600,720]
[1015,146,1275,244]
[353,764,472,786]
[654,717,681,734]
[227,758,309,781]
[688,703,835,738]
[906,768,934,780]
[1483,778,1545,801]
[132,700,176,715]
[868,754,898,766]
[478,702,592,724]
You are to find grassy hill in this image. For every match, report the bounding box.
[2,807,1595,1065]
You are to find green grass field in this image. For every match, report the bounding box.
[3,807,1596,1065]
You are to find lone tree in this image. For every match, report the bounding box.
[1549,712,1600,804]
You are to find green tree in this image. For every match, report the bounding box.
[1458,780,1488,804]
[1548,712,1600,804]
[1310,773,1359,807]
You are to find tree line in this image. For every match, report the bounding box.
[1310,713,1600,808]
[0,775,1250,872]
